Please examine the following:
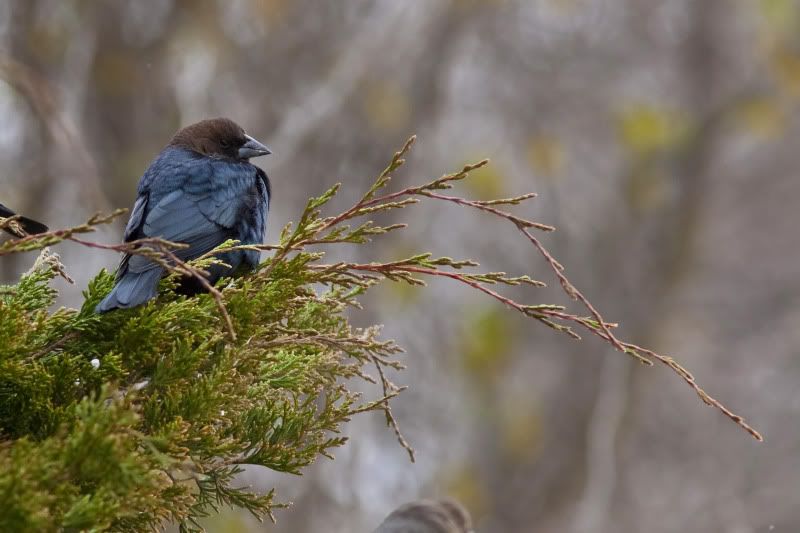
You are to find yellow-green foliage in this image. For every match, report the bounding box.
[0,246,386,531]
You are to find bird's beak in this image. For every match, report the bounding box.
[238,134,271,159]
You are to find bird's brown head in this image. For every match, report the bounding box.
[374,499,473,533]
[169,118,271,161]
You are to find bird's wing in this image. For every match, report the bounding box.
[125,157,262,274]
[115,193,149,279]
[125,190,234,274]
[123,194,149,242]
[257,167,271,207]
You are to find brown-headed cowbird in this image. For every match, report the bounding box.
[373,499,474,533]
[0,203,48,237]
[96,118,271,312]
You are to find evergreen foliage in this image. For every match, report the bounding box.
[0,138,760,531]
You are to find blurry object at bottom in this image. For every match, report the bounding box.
[0,202,49,237]
[372,499,473,533]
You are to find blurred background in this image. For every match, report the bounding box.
[1,0,798,531]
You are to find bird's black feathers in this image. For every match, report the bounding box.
[0,203,49,237]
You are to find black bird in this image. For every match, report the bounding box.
[0,203,49,237]
[96,118,271,313]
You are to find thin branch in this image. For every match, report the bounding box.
[3,135,762,443]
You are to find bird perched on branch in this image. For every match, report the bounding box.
[373,499,474,533]
[0,203,49,237]
[96,118,271,313]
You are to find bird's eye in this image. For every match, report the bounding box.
[220,139,230,148]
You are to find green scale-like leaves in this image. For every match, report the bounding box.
[0,246,384,530]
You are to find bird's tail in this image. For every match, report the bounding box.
[0,204,49,236]
[95,269,163,313]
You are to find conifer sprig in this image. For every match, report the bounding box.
[236,135,763,442]
[0,137,761,531]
